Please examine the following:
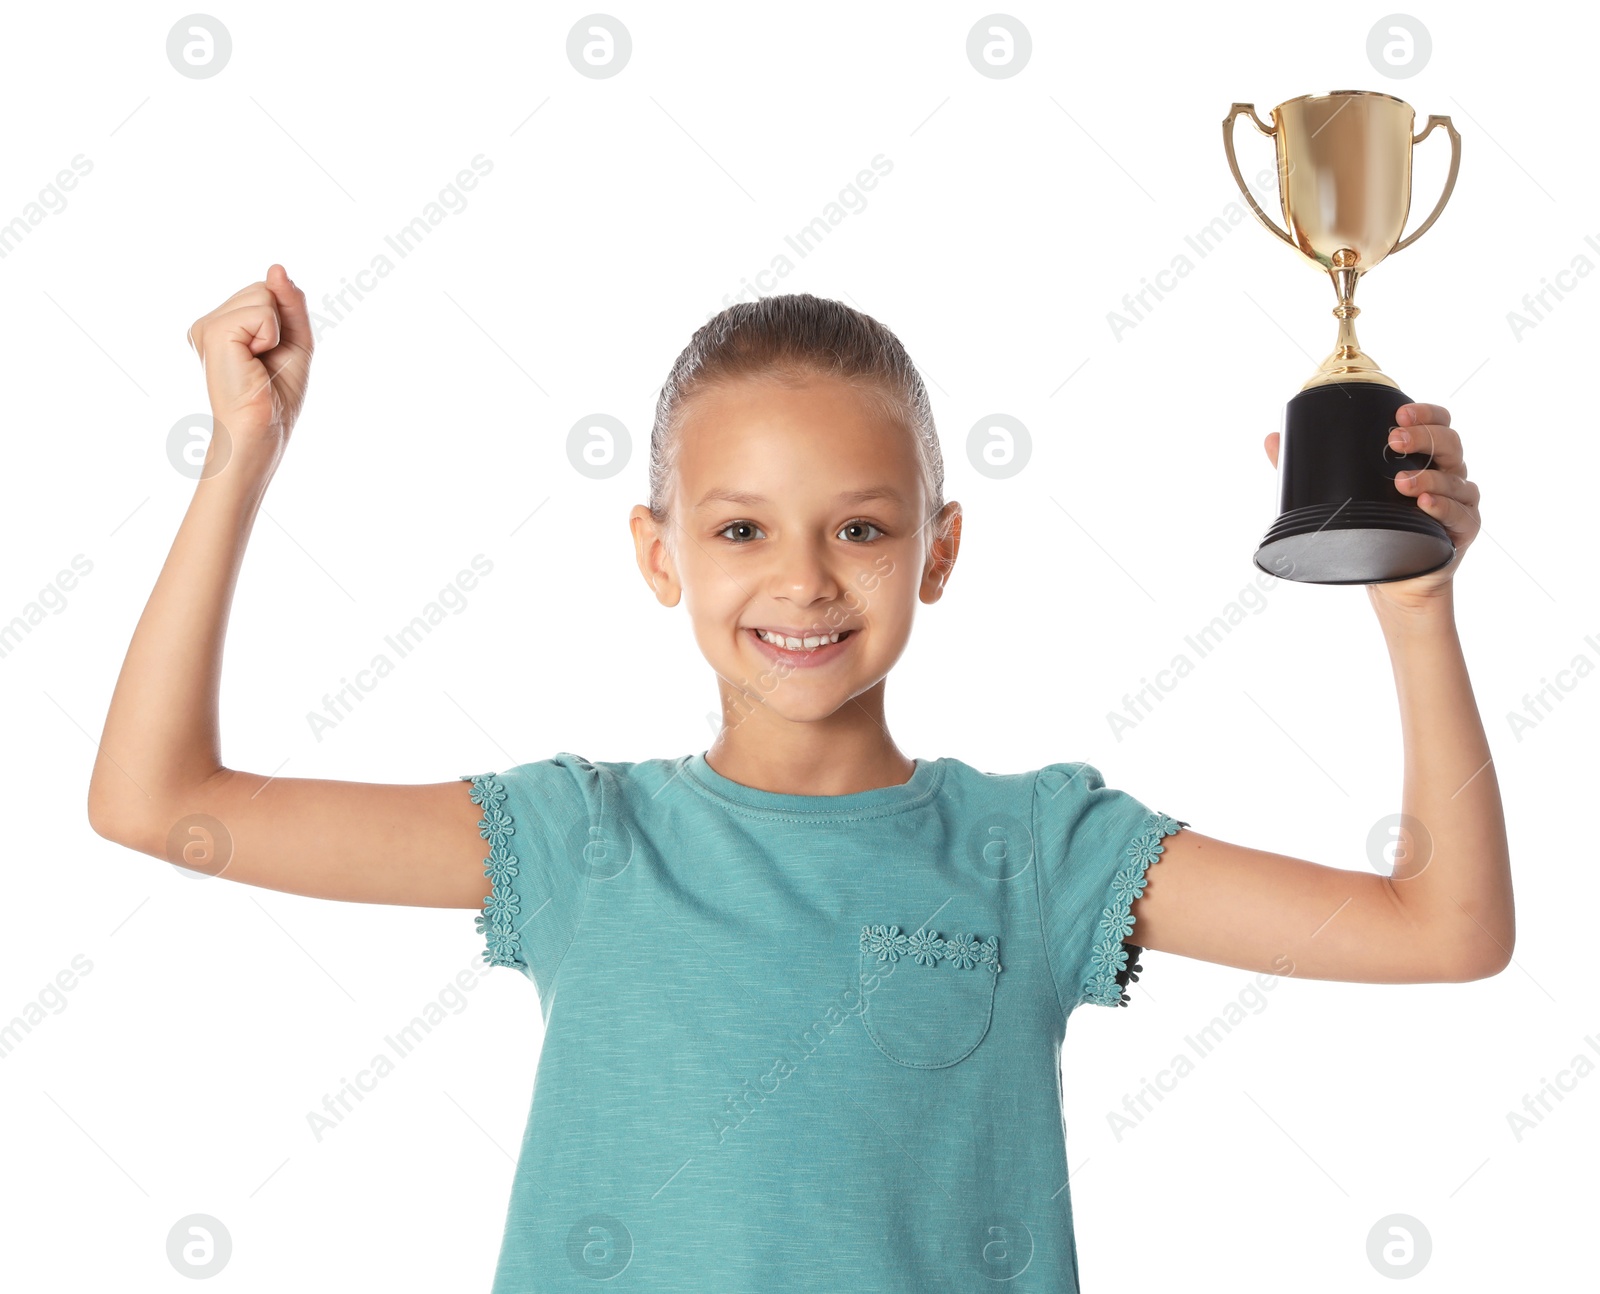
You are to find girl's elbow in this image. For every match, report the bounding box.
[1438,935,1514,983]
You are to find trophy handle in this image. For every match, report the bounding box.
[1391,115,1462,253]
[1222,103,1296,251]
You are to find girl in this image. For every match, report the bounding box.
[88,264,1511,1292]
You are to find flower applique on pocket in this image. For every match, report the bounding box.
[857,923,1001,1069]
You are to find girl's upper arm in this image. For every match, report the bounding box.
[98,767,488,909]
[1129,829,1464,984]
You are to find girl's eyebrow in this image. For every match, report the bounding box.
[694,486,907,510]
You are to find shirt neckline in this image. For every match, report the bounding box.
[682,749,942,819]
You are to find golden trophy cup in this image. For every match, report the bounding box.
[1223,90,1462,584]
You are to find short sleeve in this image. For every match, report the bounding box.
[1032,761,1189,1014]
[458,752,606,997]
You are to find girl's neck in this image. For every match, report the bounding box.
[704,693,915,797]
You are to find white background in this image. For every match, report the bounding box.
[1,1,1593,1289]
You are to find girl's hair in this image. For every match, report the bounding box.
[647,293,944,543]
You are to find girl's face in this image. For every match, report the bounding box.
[629,371,961,731]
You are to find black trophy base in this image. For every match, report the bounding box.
[1254,382,1455,586]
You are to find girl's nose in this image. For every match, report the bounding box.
[768,540,841,604]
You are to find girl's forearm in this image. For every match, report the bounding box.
[86,452,276,838]
[1376,589,1514,975]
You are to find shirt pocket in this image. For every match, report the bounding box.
[857,923,1003,1069]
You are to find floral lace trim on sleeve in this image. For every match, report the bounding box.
[1083,811,1189,1008]
[461,772,523,969]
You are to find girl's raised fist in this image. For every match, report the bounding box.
[185,263,314,463]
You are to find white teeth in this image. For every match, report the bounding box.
[756,629,844,650]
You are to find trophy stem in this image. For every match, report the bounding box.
[1332,301,1365,366]
[1301,250,1399,389]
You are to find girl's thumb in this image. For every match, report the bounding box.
[266,263,315,352]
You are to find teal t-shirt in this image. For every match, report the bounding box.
[460,751,1186,1292]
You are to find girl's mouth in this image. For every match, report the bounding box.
[746,626,855,667]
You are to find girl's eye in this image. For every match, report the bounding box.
[838,520,884,543]
[718,520,884,543]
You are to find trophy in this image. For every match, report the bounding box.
[1223,91,1462,584]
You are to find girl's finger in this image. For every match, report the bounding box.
[1394,468,1479,508]
[1388,421,1464,473]
[1413,489,1479,543]
[1397,402,1451,428]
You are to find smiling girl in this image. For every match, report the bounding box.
[88,264,1512,1292]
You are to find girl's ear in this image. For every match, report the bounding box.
[629,505,682,607]
[919,502,962,605]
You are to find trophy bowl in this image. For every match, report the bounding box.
[1223,90,1462,585]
